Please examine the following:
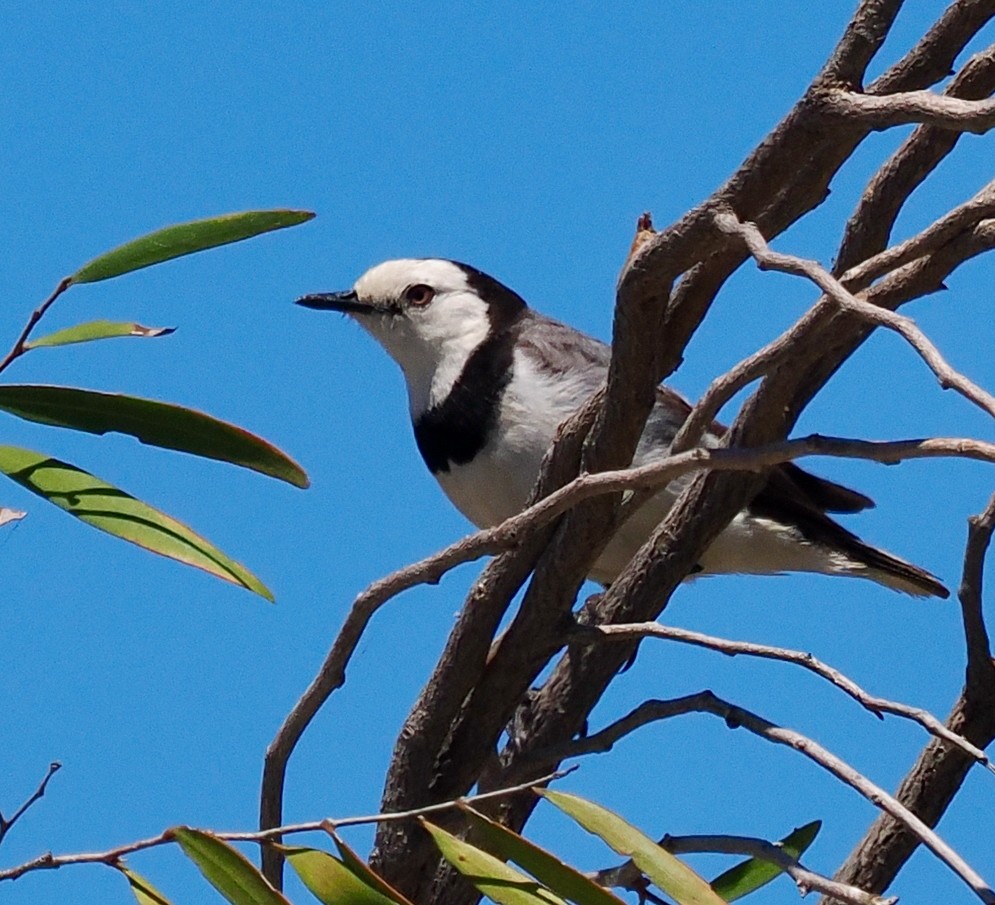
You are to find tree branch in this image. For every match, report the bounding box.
[824,87,995,133]
[822,494,995,902]
[533,692,995,904]
[3,769,569,884]
[960,491,995,681]
[838,42,995,272]
[714,209,995,422]
[670,180,995,454]
[0,763,61,848]
[595,833,896,905]
[582,621,993,770]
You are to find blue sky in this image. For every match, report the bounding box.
[2,3,994,904]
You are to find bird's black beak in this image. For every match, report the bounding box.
[295,290,371,315]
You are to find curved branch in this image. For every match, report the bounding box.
[960,492,995,680]
[534,692,995,904]
[715,210,995,422]
[596,834,896,905]
[670,180,995,453]
[825,88,995,133]
[822,494,995,902]
[584,621,993,771]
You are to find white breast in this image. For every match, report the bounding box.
[434,348,594,528]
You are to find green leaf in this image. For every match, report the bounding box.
[459,805,626,905]
[25,320,175,349]
[710,821,821,902]
[0,445,273,599]
[0,385,309,488]
[421,819,568,905]
[283,846,406,905]
[174,827,291,905]
[537,791,727,905]
[329,833,416,905]
[71,209,315,283]
[121,867,175,905]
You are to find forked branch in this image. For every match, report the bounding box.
[536,692,995,904]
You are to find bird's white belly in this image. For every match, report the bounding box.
[430,360,855,585]
[594,493,853,585]
[435,366,575,529]
[439,457,853,587]
[435,443,540,529]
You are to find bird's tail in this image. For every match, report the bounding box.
[847,538,949,598]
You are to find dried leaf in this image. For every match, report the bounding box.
[0,507,26,527]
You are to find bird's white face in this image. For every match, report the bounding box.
[305,259,499,416]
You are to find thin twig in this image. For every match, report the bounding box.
[0,763,61,847]
[594,833,896,905]
[670,182,995,454]
[583,621,993,772]
[715,210,995,422]
[0,277,73,375]
[535,692,995,903]
[0,769,569,883]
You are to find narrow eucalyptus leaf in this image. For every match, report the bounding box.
[25,320,175,349]
[421,819,567,905]
[460,805,626,905]
[121,867,175,905]
[711,821,821,902]
[0,445,273,599]
[173,827,291,905]
[284,846,406,905]
[71,209,315,283]
[537,791,727,905]
[328,833,417,905]
[0,384,309,488]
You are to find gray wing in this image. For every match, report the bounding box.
[519,313,875,517]
[647,385,875,513]
[513,311,612,380]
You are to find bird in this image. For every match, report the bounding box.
[298,258,948,599]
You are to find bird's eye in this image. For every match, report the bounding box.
[404,284,435,306]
